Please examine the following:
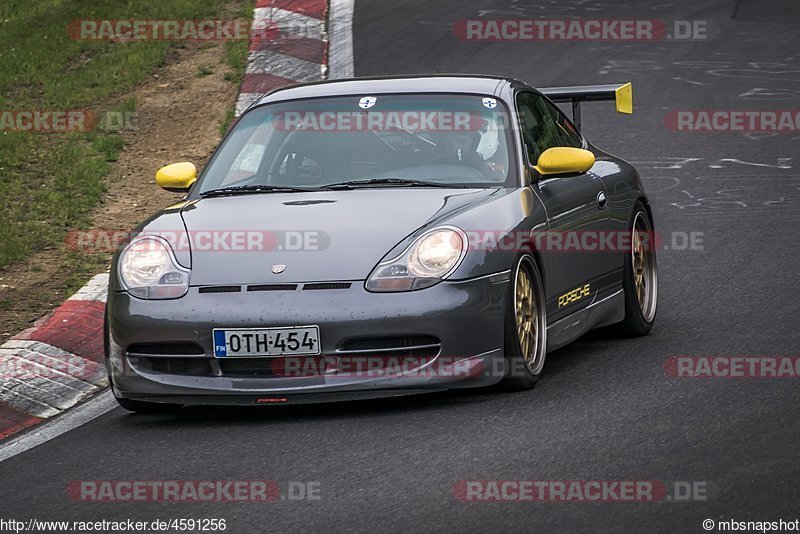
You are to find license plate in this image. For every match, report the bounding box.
[213,326,320,358]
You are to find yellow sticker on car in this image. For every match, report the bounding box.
[558,283,591,308]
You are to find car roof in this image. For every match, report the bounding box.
[256,75,521,106]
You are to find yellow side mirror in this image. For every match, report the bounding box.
[156,162,197,192]
[534,147,596,176]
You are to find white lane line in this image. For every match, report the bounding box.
[0,391,116,464]
[328,0,355,79]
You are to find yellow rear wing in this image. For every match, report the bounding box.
[539,82,632,130]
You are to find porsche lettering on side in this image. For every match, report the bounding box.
[105,75,658,411]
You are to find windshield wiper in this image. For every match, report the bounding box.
[200,184,317,198]
[323,178,454,190]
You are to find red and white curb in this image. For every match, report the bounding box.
[0,0,355,443]
[235,0,330,116]
[234,0,354,115]
[0,274,108,438]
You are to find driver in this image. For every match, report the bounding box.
[426,130,489,173]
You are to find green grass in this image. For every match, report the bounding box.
[223,37,249,84]
[219,108,237,136]
[196,64,214,77]
[218,25,251,134]
[0,0,252,269]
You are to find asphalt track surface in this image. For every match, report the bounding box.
[2,1,799,532]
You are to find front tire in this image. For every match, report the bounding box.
[501,254,547,390]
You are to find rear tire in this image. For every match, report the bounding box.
[613,201,658,337]
[500,254,547,390]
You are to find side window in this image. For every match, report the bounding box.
[515,92,563,165]
[543,100,584,148]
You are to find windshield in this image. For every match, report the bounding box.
[195,94,516,194]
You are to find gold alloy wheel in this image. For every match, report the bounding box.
[514,259,543,373]
[631,211,658,322]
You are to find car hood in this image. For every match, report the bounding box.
[180,188,498,285]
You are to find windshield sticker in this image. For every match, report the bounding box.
[482,98,498,109]
[359,96,377,109]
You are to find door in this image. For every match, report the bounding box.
[516,91,610,321]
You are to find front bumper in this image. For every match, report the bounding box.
[107,274,509,404]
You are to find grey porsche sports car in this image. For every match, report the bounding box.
[105,75,657,411]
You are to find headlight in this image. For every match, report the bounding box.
[366,227,467,292]
[119,236,190,299]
